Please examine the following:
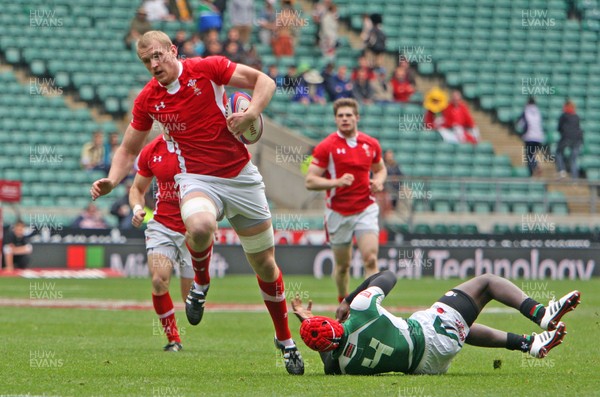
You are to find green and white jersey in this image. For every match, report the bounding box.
[332,287,425,375]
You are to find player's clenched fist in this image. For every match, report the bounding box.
[336,173,354,187]
[90,178,115,200]
[131,206,146,228]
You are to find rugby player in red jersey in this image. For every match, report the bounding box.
[130,133,203,352]
[305,98,387,303]
[91,31,303,374]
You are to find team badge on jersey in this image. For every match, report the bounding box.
[187,79,202,96]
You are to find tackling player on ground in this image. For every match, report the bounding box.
[130,132,207,352]
[91,30,303,374]
[305,98,387,303]
[292,271,580,375]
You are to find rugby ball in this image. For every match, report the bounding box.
[225,91,264,145]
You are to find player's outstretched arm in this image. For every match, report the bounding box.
[90,125,149,200]
[291,293,314,322]
[336,270,397,322]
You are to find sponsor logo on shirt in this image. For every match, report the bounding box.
[155,102,166,111]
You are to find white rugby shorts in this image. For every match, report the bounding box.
[175,161,271,228]
[144,219,194,279]
[325,202,379,246]
[409,302,470,375]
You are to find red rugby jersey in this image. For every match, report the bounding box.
[136,135,185,234]
[311,131,382,216]
[131,56,250,178]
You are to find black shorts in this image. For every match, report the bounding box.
[437,289,479,327]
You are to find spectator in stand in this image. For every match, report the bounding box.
[257,0,277,46]
[2,220,32,271]
[322,62,337,101]
[202,28,220,47]
[446,90,479,144]
[190,33,205,56]
[352,68,375,105]
[318,2,338,61]
[202,39,223,56]
[294,69,326,105]
[110,181,134,230]
[272,0,300,57]
[517,96,545,176]
[383,149,403,209]
[555,99,583,179]
[312,0,332,46]
[81,131,106,172]
[104,132,120,168]
[244,45,263,70]
[282,64,299,90]
[351,55,375,81]
[172,30,188,55]
[364,13,386,68]
[425,89,478,144]
[359,13,373,52]
[228,0,254,47]
[223,28,246,60]
[143,0,176,22]
[181,40,199,59]
[72,203,109,229]
[223,27,244,51]
[332,65,353,100]
[223,40,244,63]
[371,67,392,103]
[196,1,223,33]
[390,66,415,103]
[124,8,152,50]
[267,64,282,86]
[398,58,416,85]
[168,0,193,21]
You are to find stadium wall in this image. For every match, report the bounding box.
[27,242,599,280]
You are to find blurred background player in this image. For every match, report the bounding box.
[2,220,32,272]
[130,132,197,352]
[305,98,387,303]
[90,30,303,375]
[293,271,581,375]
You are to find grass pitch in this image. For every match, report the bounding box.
[0,276,597,397]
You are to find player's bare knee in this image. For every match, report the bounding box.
[363,253,378,272]
[186,217,217,242]
[151,274,169,294]
[335,261,350,273]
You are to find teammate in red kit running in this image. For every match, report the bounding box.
[130,133,203,352]
[90,30,303,374]
[305,98,387,303]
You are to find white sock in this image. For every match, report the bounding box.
[193,282,209,292]
[278,338,295,348]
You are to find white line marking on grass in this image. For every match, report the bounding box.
[0,298,514,314]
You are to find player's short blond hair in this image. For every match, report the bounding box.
[333,98,359,116]
[137,30,173,55]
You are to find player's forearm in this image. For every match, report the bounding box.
[305,174,338,191]
[344,270,397,304]
[106,146,137,187]
[246,74,275,118]
[372,167,387,186]
[128,186,146,210]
